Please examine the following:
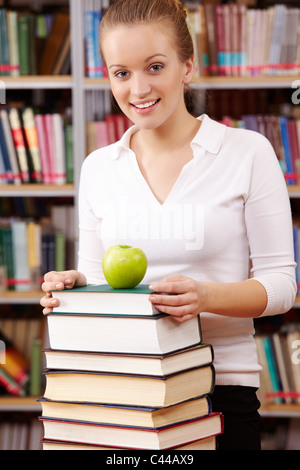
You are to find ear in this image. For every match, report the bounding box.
[183,57,195,84]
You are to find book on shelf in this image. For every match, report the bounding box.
[0,113,15,185]
[43,343,213,376]
[0,367,26,397]
[7,108,30,184]
[0,8,70,77]
[38,394,212,429]
[0,330,30,397]
[40,412,223,451]
[222,114,300,187]
[0,218,38,291]
[0,417,42,451]
[21,108,43,184]
[84,0,107,78]
[86,113,132,155]
[255,323,300,405]
[41,434,217,450]
[38,12,70,75]
[186,3,300,77]
[0,223,14,291]
[0,110,22,185]
[0,208,74,292]
[0,107,73,186]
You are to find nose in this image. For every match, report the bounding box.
[131,72,151,98]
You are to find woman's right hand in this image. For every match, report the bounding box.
[40,270,87,315]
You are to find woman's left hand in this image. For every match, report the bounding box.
[149,274,206,322]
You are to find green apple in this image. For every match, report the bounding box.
[102,245,148,289]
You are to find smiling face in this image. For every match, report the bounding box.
[101,23,195,131]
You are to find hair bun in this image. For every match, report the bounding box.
[172,0,187,19]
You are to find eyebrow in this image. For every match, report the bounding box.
[108,53,167,69]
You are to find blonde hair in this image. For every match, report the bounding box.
[99,0,195,113]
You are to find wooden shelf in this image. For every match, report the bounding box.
[0,396,41,412]
[2,75,73,90]
[192,75,298,90]
[0,290,42,304]
[260,403,300,418]
[83,75,298,90]
[0,183,297,198]
[0,183,75,197]
[287,186,300,198]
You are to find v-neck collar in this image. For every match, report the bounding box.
[128,150,196,206]
[108,114,227,206]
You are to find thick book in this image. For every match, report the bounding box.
[38,395,212,429]
[46,312,202,355]
[50,284,160,316]
[41,435,217,450]
[40,412,223,450]
[43,365,214,408]
[43,344,213,376]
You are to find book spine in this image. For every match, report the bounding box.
[8,108,30,183]
[22,108,43,183]
[185,3,300,77]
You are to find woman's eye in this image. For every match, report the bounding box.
[115,71,129,78]
[149,64,163,72]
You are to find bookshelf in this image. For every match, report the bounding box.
[3,75,73,89]
[0,0,299,450]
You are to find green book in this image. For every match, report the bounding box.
[50,284,158,316]
[55,230,66,272]
[64,124,74,184]
[30,338,41,397]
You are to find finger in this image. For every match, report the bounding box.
[41,278,74,294]
[43,271,76,288]
[42,306,54,316]
[40,293,59,309]
[152,302,194,320]
[154,303,196,317]
[149,280,188,295]
[149,292,190,307]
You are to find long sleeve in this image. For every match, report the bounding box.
[244,133,297,316]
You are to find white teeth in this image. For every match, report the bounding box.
[134,100,157,109]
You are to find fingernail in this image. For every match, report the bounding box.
[50,299,57,305]
[55,283,63,289]
[65,279,72,285]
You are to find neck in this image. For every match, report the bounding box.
[132,110,200,157]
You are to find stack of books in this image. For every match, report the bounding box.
[39,284,223,450]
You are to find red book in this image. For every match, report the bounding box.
[287,119,300,185]
[35,114,52,184]
[8,108,30,183]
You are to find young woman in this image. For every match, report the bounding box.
[40,0,297,450]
